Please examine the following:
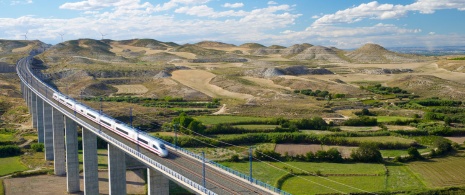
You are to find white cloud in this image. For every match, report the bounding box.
[267,1,277,5]
[313,0,465,26]
[311,15,319,19]
[10,0,32,5]
[223,2,243,8]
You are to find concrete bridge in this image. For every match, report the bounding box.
[17,55,291,195]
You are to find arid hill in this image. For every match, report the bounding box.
[346,43,425,63]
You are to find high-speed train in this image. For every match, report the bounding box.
[53,92,168,157]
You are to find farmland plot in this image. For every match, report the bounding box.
[408,156,465,187]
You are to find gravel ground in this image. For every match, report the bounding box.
[4,169,146,195]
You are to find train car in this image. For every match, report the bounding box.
[52,92,169,158]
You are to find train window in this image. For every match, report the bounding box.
[87,113,96,118]
[59,98,64,102]
[66,103,72,106]
[115,127,128,135]
[153,145,159,150]
[137,138,148,145]
[80,110,84,112]
[100,120,111,126]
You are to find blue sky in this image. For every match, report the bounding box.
[0,0,464,48]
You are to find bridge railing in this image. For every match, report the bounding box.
[19,57,291,195]
[17,57,217,195]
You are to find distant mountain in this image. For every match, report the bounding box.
[388,46,465,56]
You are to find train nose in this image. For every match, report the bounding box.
[160,150,169,157]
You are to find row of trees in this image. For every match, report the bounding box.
[252,143,382,163]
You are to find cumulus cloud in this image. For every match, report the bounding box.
[313,0,465,26]
[222,2,243,8]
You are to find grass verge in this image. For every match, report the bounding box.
[0,156,28,176]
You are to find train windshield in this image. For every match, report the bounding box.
[159,144,166,150]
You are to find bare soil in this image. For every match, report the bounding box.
[444,137,465,144]
[171,69,253,100]
[3,169,145,195]
[114,84,148,95]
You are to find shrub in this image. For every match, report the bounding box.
[0,145,21,157]
[407,147,422,160]
[31,143,44,152]
[350,143,383,163]
[343,116,377,126]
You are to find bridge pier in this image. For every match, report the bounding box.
[82,127,99,195]
[52,107,66,175]
[65,117,80,193]
[43,102,54,160]
[148,168,169,195]
[31,93,37,129]
[36,97,44,143]
[27,88,31,114]
[108,144,127,195]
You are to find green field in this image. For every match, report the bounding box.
[0,133,15,142]
[339,126,379,132]
[376,116,412,123]
[408,155,465,188]
[194,115,271,125]
[0,179,3,195]
[221,161,386,185]
[380,148,431,158]
[282,175,385,195]
[0,157,28,176]
[233,125,278,130]
[346,136,415,144]
[386,164,425,191]
[78,149,108,169]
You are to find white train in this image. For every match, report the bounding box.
[52,92,169,157]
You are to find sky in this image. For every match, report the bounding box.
[0,0,464,48]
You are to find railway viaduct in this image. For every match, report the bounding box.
[17,55,291,195]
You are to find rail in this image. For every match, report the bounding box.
[17,57,217,195]
[18,56,291,195]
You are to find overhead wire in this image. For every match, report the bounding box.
[179,126,377,195]
[73,90,375,194]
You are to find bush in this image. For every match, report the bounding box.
[343,116,377,126]
[31,143,44,152]
[407,147,422,160]
[0,145,21,157]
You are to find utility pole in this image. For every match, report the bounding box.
[249,146,253,183]
[174,123,178,150]
[130,107,133,127]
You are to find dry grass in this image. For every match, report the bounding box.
[114,84,148,95]
[171,69,253,100]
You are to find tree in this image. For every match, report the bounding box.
[350,143,383,163]
[326,148,343,162]
[407,147,422,160]
[434,138,452,155]
[187,120,206,134]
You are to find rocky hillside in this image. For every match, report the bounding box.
[245,66,334,78]
[291,45,347,63]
